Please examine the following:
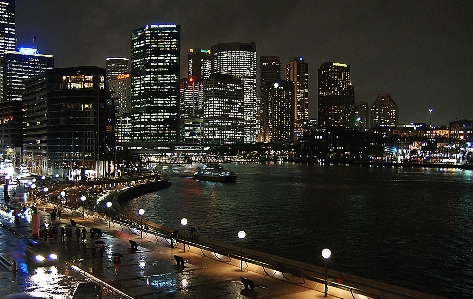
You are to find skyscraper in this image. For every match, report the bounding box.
[202,74,244,144]
[370,94,399,128]
[266,81,294,142]
[259,56,281,142]
[188,48,211,82]
[106,57,130,146]
[0,0,15,102]
[131,24,180,143]
[318,62,355,128]
[211,42,257,143]
[0,0,15,57]
[3,47,54,102]
[286,57,308,139]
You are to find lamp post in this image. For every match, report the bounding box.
[138,208,145,239]
[106,201,112,228]
[60,191,65,205]
[80,195,86,219]
[322,248,331,297]
[238,230,246,271]
[181,218,187,252]
[429,108,433,127]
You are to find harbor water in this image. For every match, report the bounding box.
[123,163,473,299]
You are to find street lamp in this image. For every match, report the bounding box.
[106,201,112,228]
[429,108,433,127]
[238,230,246,271]
[181,218,187,252]
[138,208,145,239]
[80,195,86,219]
[322,248,331,297]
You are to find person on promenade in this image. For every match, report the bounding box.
[91,246,96,259]
[81,227,87,246]
[113,256,121,275]
[60,226,65,242]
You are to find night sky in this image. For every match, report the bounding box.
[15,1,473,127]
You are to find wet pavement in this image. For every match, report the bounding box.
[0,184,365,299]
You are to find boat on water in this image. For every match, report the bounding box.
[192,164,237,183]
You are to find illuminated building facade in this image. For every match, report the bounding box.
[3,47,54,102]
[202,74,244,144]
[370,94,399,128]
[350,101,369,130]
[0,0,15,102]
[259,56,281,142]
[266,81,294,142]
[286,57,308,139]
[131,24,180,144]
[22,66,115,179]
[106,57,130,146]
[318,62,355,128]
[211,42,257,143]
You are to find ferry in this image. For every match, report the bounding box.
[192,164,237,183]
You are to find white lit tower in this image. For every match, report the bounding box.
[131,24,180,143]
[0,0,15,102]
[211,42,257,143]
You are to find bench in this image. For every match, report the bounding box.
[129,240,138,250]
[240,277,255,290]
[174,255,185,266]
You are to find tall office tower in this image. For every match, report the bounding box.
[106,57,130,146]
[285,57,309,139]
[3,47,54,102]
[188,48,211,82]
[259,56,281,142]
[318,62,355,128]
[370,94,399,128]
[202,74,245,145]
[266,81,294,142]
[211,42,257,143]
[0,0,15,102]
[131,24,180,143]
[23,66,115,179]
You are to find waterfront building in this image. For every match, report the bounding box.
[369,94,399,128]
[22,66,115,179]
[318,62,355,128]
[0,100,21,158]
[211,42,257,143]
[266,80,294,142]
[3,47,54,102]
[130,24,180,144]
[259,56,281,142]
[202,73,244,145]
[106,57,130,146]
[0,0,16,102]
[286,57,309,139]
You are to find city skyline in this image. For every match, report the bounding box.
[15,1,473,127]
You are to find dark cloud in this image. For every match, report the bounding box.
[15,1,473,126]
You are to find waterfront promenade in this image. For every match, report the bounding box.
[0,176,446,298]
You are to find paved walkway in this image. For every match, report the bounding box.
[1,183,362,298]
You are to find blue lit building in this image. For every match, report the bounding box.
[3,47,54,102]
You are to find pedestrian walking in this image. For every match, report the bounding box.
[57,209,62,220]
[91,246,96,258]
[113,256,121,275]
[60,226,65,242]
[81,227,87,245]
